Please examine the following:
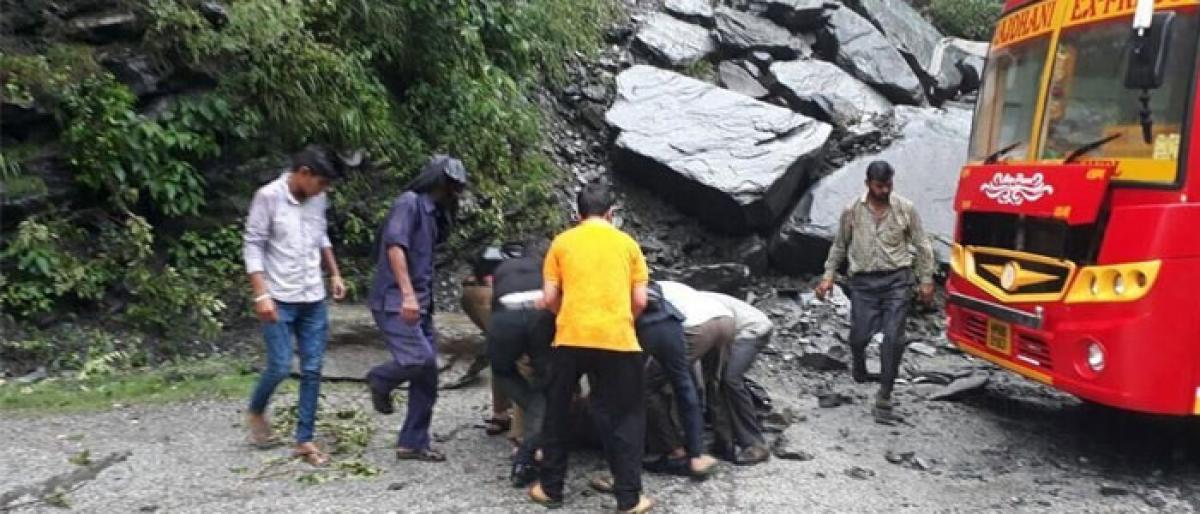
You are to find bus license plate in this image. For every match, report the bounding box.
[986,319,1012,355]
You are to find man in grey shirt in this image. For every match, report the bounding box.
[816,161,934,424]
[243,145,347,465]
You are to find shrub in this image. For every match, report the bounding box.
[925,0,1002,41]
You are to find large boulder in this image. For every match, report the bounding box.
[816,6,924,105]
[768,105,971,274]
[755,0,832,32]
[931,38,989,94]
[633,13,715,68]
[718,60,770,99]
[665,0,716,26]
[607,65,832,234]
[768,59,893,130]
[713,7,805,59]
[846,0,944,80]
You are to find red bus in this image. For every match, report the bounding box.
[946,0,1200,414]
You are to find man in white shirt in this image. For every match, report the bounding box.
[243,145,347,466]
[700,292,773,465]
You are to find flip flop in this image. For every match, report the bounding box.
[293,447,331,467]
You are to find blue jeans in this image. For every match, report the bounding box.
[248,300,328,444]
[638,319,705,458]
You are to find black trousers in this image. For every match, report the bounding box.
[486,308,555,465]
[540,346,645,510]
[847,269,914,397]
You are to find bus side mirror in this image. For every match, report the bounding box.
[1125,12,1176,90]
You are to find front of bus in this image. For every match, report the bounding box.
[946,0,1200,414]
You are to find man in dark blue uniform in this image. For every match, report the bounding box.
[366,155,467,462]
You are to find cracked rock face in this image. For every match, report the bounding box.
[768,59,893,130]
[817,6,925,105]
[713,6,805,59]
[606,65,831,234]
[633,13,715,68]
[847,0,944,79]
[769,105,972,274]
[664,0,716,26]
[718,60,770,99]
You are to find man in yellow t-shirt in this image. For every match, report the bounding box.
[527,183,653,513]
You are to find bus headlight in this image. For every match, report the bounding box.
[1065,260,1161,303]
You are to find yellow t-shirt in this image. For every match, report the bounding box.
[543,219,649,352]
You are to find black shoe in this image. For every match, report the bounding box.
[511,461,539,488]
[873,394,902,425]
[851,369,881,384]
[734,445,771,466]
[368,383,395,415]
[643,455,690,477]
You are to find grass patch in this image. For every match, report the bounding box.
[0,358,265,414]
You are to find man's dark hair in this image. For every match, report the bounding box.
[866,161,895,183]
[577,183,614,218]
[292,144,342,179]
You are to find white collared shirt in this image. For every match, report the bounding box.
[658,281,733,328]
[243,173,332,303]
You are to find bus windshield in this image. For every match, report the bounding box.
[1038,13,1199,183]
[969,36,1051,161]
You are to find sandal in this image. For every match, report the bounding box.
[483,416,511,436]
[293,446,331,467]
[395,447,446,462]
[589,474,614,493]
[247,416,284,450]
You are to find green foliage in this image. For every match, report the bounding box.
[0,218,110,317]
[0,214,226,339]
[1,0,618,369]
[58,76,257,217]
[0,357,259,413]
[925,0,1002,41]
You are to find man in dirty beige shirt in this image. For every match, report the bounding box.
[815,160,934,424]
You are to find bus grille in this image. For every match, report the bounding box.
[1016,333,1053,370]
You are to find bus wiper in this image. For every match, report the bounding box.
[984,141,1022,164]
[1063,133,1122,163]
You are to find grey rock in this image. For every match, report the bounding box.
[665,0,715,26]
[846,0,944,79]
[198,1,229,28]
[669,262,752,295]
[730,237,770,274]
[713,7,802,59]
[816,6,924,105]
[768,59,893,130]
[907,341,938,357]
[756,0,831,32]
[607,65,832,234]
[749,51,775,68]
[633,13,715,67]
[768,105,971,274]
[772,425,815,460]
[16,366,48,384]
[67,10,143,43]
[718,60,769,99]
[931,38,989,94]
[845,466,876,480]
[817,391,852,408]
[927,372,990,401]
[798,338,848,371]
[100,51,171,97]
[1142,491,1168,509]
[1100,485,1132,497]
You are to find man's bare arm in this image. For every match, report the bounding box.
[631,284,648,318]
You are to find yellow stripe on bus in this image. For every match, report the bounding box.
[954,337,1054,385]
